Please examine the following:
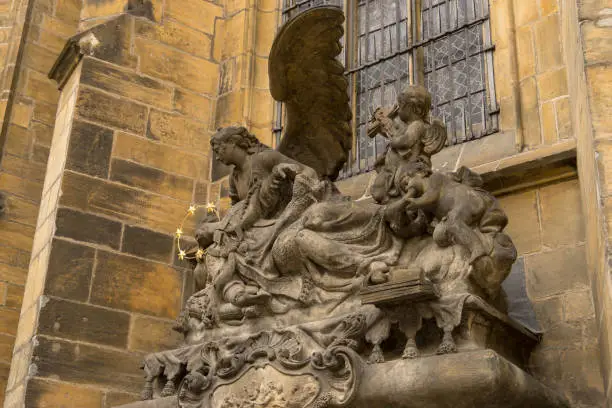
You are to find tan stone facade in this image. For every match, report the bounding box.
[0,0,607,406]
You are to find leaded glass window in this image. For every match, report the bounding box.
[416,0,498,145]
[347,0,411,173]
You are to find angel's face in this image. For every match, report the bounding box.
[212,140,238,165]
[398,100,416,122]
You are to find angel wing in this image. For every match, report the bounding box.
[269,6,352,181]
[422,118,448,156]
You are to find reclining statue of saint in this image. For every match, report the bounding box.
[175,7,517,354]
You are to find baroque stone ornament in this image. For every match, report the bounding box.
[142,314,370,408]
[119,6,570,408]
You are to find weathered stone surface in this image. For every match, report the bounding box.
[110,159,194,201]
[60,171,189,235]
[519,78,542,147]
[335,172,373,199]
[352,351,568,408]
[541,101,558,144]
[516,25,535,79]
[514,0,539,26]
[90,250,182,318]
[134,19,212,59]
[147,110,210,152]
[5,284,23,309]
[81,57,174,110]
[44,238,95,302]
[121,225,173,263]
[38,298,130,348]
[33,336,143,394]
[582,22,612,65]
[135,38,219,96]
[0,334,15,363]
[0,220,35,253]
[112,132,208,179]
[173,89,213,121]
[25,378,104,408]
[55,208,122,249]
[538,67,568,102]
[540,0,558,15]
[0,309,19,337]
[534,14,563,73]
[525,245,589,299]
[532,295,564,331]
[587,64,612,136]
[457,131,516,168]
[76,87,147,134]
[539,179,585,248]
[555,97,572,139]
[104,392,141,408]
[498,190,541,255]
[128,315,182,352]
[165,0,222,34]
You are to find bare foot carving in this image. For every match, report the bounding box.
[367,344,385,364]
[401,338,419,359]
[436,330,457,355]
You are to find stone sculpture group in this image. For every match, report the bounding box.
[124,6,568,408]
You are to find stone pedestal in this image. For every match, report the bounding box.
[116,350,568,408]
[112,294,568,408]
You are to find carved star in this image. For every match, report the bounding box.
[188,205,197,215]
[196,248,205,260]
[178,249,186,261]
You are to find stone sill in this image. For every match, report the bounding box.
[336,139,577,200]
[476,139,577,196]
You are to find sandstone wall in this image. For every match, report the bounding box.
[499,179,604,407]
[0,0,606,406]
[0,0,81,403]
[2,0,224,405]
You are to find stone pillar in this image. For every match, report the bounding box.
[4,5,221,405]
[560,0,612,405]
[0,0,82,401]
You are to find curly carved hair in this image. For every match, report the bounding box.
[210,126,268,154]
[397,85,431,120]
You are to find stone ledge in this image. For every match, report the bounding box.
[354,350,569,408]
[477,140,577,195]
[115,350,568,408]
[338,139,577,200]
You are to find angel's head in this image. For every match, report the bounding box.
[210,126,266,166]
[397,85,431,122]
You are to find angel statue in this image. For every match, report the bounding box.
[368,84,447,206]
[176,6,518,357]
[176,7,403,336]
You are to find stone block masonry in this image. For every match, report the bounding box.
[2,0,226,404]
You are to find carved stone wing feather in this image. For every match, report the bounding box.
[269,6,352,180]
[423,118,448,156]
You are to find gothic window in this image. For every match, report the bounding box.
[347,0,411,172]
[416,0,498,145]
[344,0,497,176]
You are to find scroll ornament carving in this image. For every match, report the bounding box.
[143,315,367,408]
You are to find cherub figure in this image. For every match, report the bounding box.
[385,162,511,294]
[369,85,447,205]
